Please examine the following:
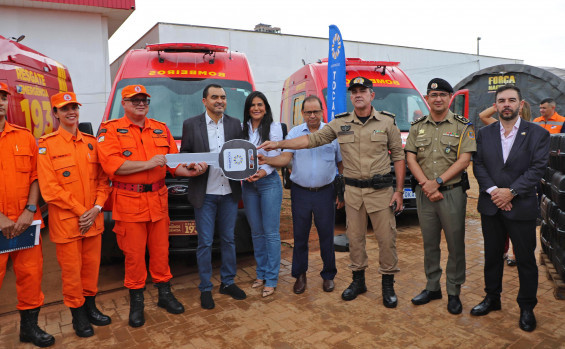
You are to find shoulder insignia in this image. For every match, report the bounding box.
[149,118,167,127]
[39,132,58,140]
[100,119,119,127]
[335,112,350,119]
[380,110,396,118]
[454,114,471,125]
[11,124,29,131]
[411,115,427,125]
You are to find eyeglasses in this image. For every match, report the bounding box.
[428,93,450,99]
[124,98,150,106]
[303,110,323,116]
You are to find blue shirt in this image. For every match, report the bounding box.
[285,122,341,188]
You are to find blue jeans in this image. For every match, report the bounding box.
[194,194,238,292]
[242,171,282,287]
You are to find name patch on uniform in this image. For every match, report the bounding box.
[123,150,132,157]
[88,143,93,150]
[373,130,385,134]
[442,132,459,137]
[341,125,351,132]
[62,171,71,177]
[117,128,129,134]
[98,136,105,143]
[153,129,164,134]
[98,128,107,134]
[39,147,46,155]
[338,131,354,136]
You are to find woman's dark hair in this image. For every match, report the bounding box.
[242,91,274,143]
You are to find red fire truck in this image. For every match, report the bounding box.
[280,58,468,212]
[0,35,74,138]
[99,43,256,258]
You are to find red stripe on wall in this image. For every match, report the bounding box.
[30,0,135,10]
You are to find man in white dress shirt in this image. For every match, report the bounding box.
[180,84,247,309]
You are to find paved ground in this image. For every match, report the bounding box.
[1,174,565,348]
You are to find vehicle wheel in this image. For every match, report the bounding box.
[234,210,253,253]
[100,212,124,265]
[282,167,292,189]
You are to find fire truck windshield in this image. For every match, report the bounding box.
[323,87,429,132]
[108,78,253,139]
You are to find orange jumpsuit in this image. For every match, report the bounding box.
[37,127,111,308]
[97,116,178,289]
[0,122,44,310]
[533,112,565,134]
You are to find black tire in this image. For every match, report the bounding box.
[100,212,124,265]
[234,209,253,253]
[281,167,292,189]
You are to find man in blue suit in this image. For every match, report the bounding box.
[472,84,549,332]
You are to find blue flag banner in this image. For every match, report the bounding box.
[327,25,346,122]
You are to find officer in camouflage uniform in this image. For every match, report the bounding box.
[405,78,476,315]
[259,77,405,308]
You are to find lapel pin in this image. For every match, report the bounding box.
[521,132,526,135]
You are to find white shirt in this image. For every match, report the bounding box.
[486,117,521,194]
[246,121,283,176]
[205,112,232,195]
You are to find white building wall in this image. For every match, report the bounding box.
[112,23,522,121]
[0,6,111,128]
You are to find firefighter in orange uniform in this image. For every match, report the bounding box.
[0,82,54,347]
[37,92,112,338]
[97,84,204,328]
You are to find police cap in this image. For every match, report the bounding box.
[348,76,373,91]
[427,78,453,94]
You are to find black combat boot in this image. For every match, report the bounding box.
[341,270,367,301]
[19,307,55,347]
[129,288,145,328]
[84,295,112,326]
[70,305,94,337]
[382,274,398,308]
[155,282,185,314]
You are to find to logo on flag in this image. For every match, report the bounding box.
[331,33,342,60]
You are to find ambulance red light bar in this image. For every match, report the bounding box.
[146,43,228,53]
[320,58,400,67]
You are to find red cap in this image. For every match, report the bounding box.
[51,92,82,108]
[122,85,151,98]
[0,82,10,95]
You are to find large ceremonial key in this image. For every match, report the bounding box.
[166,139,258,180]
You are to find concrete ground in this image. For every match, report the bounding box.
[1,174,565,348]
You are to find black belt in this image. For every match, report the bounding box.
[438,182,462,192]
[344,174,393,189]
[113,179,165,193]
[292,182,332,192]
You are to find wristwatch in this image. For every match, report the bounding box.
[435,177,444,186]
[509,188,518,197]
[25,204,37,213]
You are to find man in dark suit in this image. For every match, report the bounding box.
[180,84,246,309]
[472,84,549,332]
